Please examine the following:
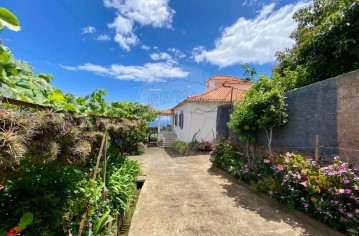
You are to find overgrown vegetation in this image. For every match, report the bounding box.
[273,0,359,91]
[0,9,147,235]
[210,138,242,176]
[171,140,187,155]
[0,156,141,235]
[189,139,213,152]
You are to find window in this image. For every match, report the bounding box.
[179,111,184,129]
[175,113,178,126]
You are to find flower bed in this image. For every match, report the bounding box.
[210,139,359,235]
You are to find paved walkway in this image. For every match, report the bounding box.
[129,147,339,236]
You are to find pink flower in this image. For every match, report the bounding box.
[301,181,308,187]
[264,159,270,163]
[276,165,284,171]
[296,172,302,180]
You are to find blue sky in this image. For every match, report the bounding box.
[1,0,307,110]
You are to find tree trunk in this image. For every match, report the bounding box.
[246,141,250,166]
[249,143,255,169]
[265,127,273,157]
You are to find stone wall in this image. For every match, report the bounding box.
[336,71,359,166]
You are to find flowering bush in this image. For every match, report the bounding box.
[268,154,358,234]
[210,138,243,175]
[216,150,359,235]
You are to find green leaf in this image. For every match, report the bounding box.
[0,49,10,63]
[48,89,66,103]
[64,103,77,112]
[0,8,21,31]
[18,212,34,230]
[93,211,114,235]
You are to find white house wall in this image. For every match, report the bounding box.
[173,102,221,143]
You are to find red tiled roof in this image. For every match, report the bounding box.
[206,75,252,85]
[187,86,246,102]
[160,108,174,115]
[170,86,247,110]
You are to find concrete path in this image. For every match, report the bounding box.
[129,147,338,236]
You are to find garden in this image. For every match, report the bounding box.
[211,139,359,235]
[0,8,158,235]
[209,42,359,236]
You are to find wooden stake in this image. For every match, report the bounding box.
[78,131,107,236]
[102,134,107,198]
[315,135,320,161]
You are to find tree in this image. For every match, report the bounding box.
[228,93,258,167]
[241,63,257,82]
[253,78,288,156]
[273,0,359,91]
[229,75,287,160]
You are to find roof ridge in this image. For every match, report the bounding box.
[187,85,222,99]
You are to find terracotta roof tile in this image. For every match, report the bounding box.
[160,108,174,115]
[206,75,252,85]
[187,86,246,102]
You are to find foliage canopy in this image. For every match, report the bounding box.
[273,0,359,91]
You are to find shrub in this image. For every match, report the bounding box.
[133,142,145,155]
[250,176,277,194]
[172,141,187,155]
[235,153,359,235]
[0,155,141,235]
[0,162,95,235]
[210,138,243,175]
[189,139,213,152]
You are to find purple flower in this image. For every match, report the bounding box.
[344,189,352,194]
[300,197,305,201]
[347,213,353,218]
[339,208,345,214]
[300,181,308,187]
[331,200,339,205]
[326,211,331,216]
[303,203,309,208]
[342,178,350,184]
[356,209,359,214]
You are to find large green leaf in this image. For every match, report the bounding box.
[0,8,20,31]
[48,89,66,103]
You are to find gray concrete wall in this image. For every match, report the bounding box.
[216,70,359,162]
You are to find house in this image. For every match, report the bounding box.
[157,75,252,147]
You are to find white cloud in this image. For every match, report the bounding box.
[242,0,264,7]
[168,48,186,59]
[150,52,172,61]
[141,44,151,51]
[82,26,96,34]
[193,2,308,67]
[104,0,175,51]
[59,65,77,71]
[96,34,111,41]
[61,62,189,82]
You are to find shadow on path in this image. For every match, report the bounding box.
[207,165,331,235]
